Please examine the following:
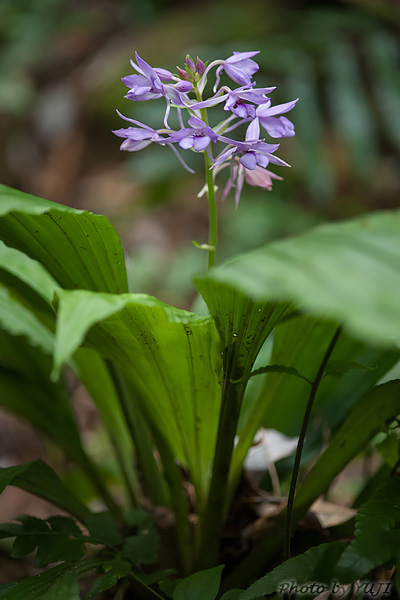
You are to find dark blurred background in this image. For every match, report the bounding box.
[1,0,399,306]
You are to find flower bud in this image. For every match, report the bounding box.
[185,54,196,72]
[175,80,193,92]
[177,66,190,80]
[196,57,205,75]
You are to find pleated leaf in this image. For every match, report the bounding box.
[0,285,54,354]
[0,240,57,306]
[53,289,222,500]
[0,184,128,294]
[199,210,400,348]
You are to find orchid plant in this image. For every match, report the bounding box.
[113,51,297,268]
[0,51,400,600]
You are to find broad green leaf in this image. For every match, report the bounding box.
[239,542,346,600]
[0,184,128,294]
[52,291,127,378]
[200,210,400,348]
[53,289,222,503]
[293,380,400,518]
[334,478,400,581]
[193,279,292,381]
[0,240,57,305]
[0,284,53,353]
[173,565,224,600]
[0,460,91,523]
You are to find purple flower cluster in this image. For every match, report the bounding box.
[114,51,298,206]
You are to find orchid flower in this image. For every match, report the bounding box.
[256,98,299,137]
[114,50,297,266]
[168,116,219,152]
[122,52,193,127]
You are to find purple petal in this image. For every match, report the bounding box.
[127,85,152,97]
[164,86,185,106]
[134,52,157,78]
[154,67,173,81]
[266,153,291,167]
[232,104,249,119]
[258,98,299,117]
[258,116,287,138]
[193,135,211,151]
[130,58,144,75]
[212,146,236,168]
[120,139,152,151]
[115,110,156,131]
[256,154,270,168]
[121,74,147,88]
[239,89,275,104]
[112,128,130,138]
[179,136,194,150]
[190,93,228,110]
[114,128,153,141]
[279,116,295,137]
[224,64,252,86]
[227,51,260,63]
[188,116,206,129]
[246,118,260,141]
[252,141,281,153]
[240,152,257,170]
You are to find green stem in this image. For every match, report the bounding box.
[283,325,342,560]
[196,354,247,569]
[195,88,217,270]
[130,571,166,600]
[204,151,217,270]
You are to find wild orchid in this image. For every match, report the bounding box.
[114,50,298,268]
[1,42,400,600]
